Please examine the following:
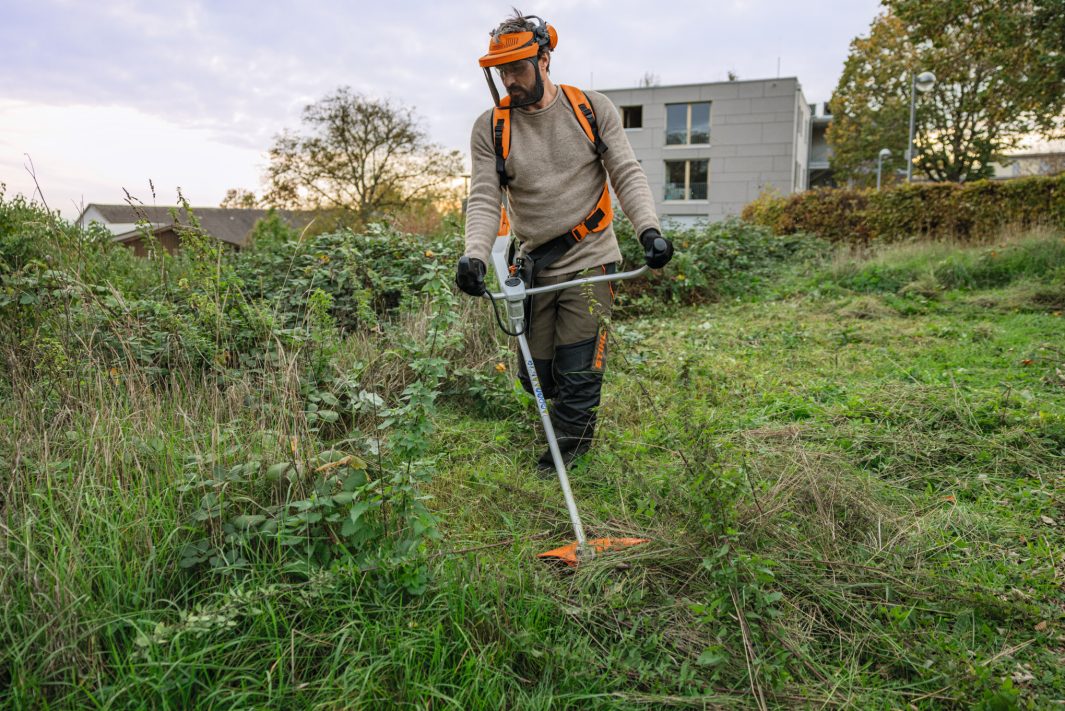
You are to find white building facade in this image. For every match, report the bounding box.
[600,77,811,226]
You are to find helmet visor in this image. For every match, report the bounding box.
[482,57,543,109]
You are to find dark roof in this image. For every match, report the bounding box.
[83,204,316,247]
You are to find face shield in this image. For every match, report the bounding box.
[478,20,557,110]
[482,57,544,109]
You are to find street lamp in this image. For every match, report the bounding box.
[906,70,936,182]
[876,148,892,190]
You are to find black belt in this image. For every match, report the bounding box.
[518,205,609,281]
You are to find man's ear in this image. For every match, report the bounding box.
[539,51,551,75]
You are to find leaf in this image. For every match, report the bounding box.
[317,409,340,423]
[266,462,292,481]
[231,514,266,530]
[349,501,370,522]
[697,648,726,666]
[359,390,385,408]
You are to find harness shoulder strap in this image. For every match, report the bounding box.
[491,96,512,188]
[559,85,608,156]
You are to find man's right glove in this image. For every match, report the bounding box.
[455,256,487,296]
[640,228,674,269]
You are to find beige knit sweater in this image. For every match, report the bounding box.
[463,87,660,276]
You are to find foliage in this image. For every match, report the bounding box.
[177,261,459,593]
[742,174,1065,244]
[219,188,259,208]
[828,5,1065,185]
[888,0,1065,140]
[263,88,464,227]
[6,225,1065,706]
[4,191,1065,707]
[614,216,829,307]
[235,219,464,335]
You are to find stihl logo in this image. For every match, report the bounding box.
[593,331,607,370]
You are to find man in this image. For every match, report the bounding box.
[455,10,673,471]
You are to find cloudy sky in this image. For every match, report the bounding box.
[1,0,883,217]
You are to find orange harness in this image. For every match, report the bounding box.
[491,85,613,266]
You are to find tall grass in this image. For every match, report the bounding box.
[826,226,1065,295]
[2,202,1064,706]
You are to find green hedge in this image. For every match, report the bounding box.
[741,174,1065,245]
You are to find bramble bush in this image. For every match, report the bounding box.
[0,195,468,593]
[742,174,1065,245]
[615,216,828,308]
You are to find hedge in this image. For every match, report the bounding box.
[741,174,1065,245]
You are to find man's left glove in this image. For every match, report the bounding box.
[455,256,487,296]
[640,228,674,269]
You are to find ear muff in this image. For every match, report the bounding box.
[546,24,558,50]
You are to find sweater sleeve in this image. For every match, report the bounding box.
[462,110,502,266]
[588,90,660,238]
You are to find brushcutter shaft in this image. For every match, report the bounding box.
[484,265,648,301]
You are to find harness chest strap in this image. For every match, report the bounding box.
[492,85,612,243]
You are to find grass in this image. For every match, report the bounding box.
[2,229,1064,708]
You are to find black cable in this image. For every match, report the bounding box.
[484,290,526,337]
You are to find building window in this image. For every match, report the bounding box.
[665,102,710,145]
[622,105,642,129]
[665,159,709,200]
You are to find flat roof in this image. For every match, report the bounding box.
[598,76,801,93]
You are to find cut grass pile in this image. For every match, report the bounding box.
[2,229,1064,708]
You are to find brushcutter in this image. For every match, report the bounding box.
[479,235,648,566]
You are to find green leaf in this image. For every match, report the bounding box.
[349,501,370,522]
[231,514,266,530]
[266,462,292,481]
[697,649,726,667]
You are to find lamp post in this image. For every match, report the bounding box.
[876,148,892,190]
[906,70,936,182]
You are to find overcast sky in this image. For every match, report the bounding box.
[1,0,883,217]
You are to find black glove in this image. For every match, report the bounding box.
[455,256,487,296]
[640,228,674,269]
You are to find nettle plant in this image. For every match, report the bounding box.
[179,259,461,594]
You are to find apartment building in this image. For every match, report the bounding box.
[600,77,811,226]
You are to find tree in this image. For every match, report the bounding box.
[263,88,463,225]
[637,72,660,88]
[219,188,258,209]
[890,0,1065,141]
[828,3,1065,186]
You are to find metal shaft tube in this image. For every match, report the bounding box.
[515,331,588,552]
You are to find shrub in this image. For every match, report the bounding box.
[615,216,829,307]
[742,174,1065,245]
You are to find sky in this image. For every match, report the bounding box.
[0,0,884,218]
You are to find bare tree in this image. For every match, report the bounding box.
[637,71,660,88]
[263,88,463,224]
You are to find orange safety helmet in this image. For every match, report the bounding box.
[479,15,557,109]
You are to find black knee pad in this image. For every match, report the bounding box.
[551,337,604,438]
